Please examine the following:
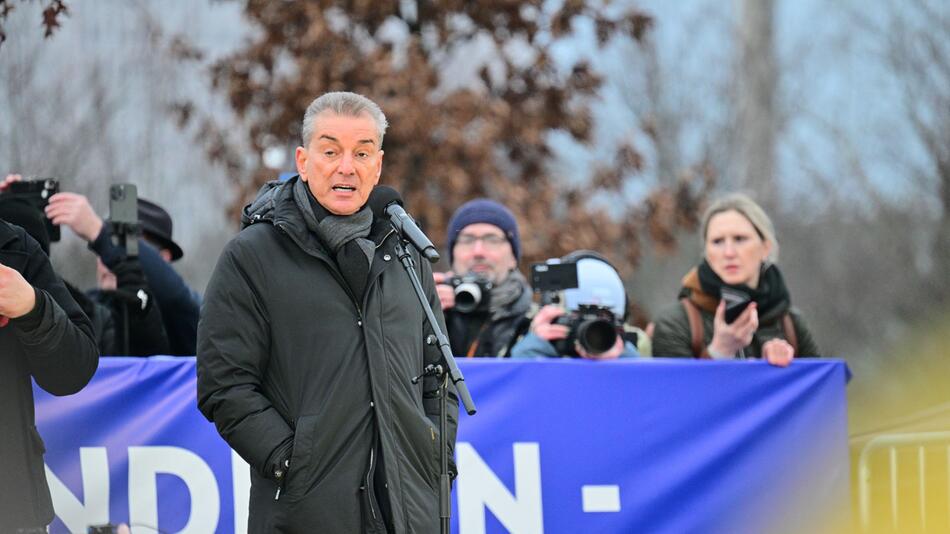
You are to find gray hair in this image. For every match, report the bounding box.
[700,192,779,262]
[301,91,389,148]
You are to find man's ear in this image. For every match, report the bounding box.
[374,150,384,183]
[295,146,308,181]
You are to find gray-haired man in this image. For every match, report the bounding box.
[198,92,458,533]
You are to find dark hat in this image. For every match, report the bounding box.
[138,198,183,261]
[446,198,521,264]
[0,198,50,254]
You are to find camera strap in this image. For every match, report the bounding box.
[464,321,491,358]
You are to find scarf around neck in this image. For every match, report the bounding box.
[680,260,791,322]
[489,269,529,318]
[293,178,375,298]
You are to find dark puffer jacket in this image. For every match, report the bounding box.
[197,178,458,533]
[0,221,99,530]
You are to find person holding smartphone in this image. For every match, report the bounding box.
[0,215,99,532]
[650,193,819,366]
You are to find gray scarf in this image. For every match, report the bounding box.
[490,269,529,318]
[293,178,375,297]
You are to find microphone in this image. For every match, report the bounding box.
[369,186,441,263]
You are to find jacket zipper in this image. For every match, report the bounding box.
[276,220,397,520]
[365,447,378,520]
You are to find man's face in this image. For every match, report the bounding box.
[452,223,516,284]
[295,111,383,216]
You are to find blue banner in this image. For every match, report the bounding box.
[35,358,850,533]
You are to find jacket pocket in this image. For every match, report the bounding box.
[282,414,324,502]
[405,411,441,490]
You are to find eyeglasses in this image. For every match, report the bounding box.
[455,234,508,249]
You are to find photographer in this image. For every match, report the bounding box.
[1,175,170,356]
[433,199,532,357]
[511,251,643,360]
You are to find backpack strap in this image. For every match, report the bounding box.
[680,298,710,359]
[781,313,799,356]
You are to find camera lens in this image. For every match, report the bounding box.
[576,319,617,355]
[453,282,482,314]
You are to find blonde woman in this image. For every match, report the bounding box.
[651,193,819,366]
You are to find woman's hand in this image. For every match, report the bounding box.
[530,304,570,341]
[762,338,794,367]
[707,300,758,358]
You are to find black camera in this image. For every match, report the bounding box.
[448,273,493,314]
[0,177,60,242]
[531,259,622,357]
[552,304,623,357]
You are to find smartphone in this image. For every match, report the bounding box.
[109,184,139,256]
[721,287,752,324]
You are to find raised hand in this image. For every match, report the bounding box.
[1,173,23,191]
[707,300,758,358]
[45,192,104,241]
[0,261,36,324]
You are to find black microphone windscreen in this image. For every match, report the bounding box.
[368,185,403,218]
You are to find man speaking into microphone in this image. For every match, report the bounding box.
[197,91,459,533]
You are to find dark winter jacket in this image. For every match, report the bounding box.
[444,276,532,357]
[0,221,99,530]
[197,178,459,534]
[652,266,820,358]
[90,228,199,355]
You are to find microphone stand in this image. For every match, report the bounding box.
[393,239,476,534]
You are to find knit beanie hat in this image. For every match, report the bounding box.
[446,199,521,264]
